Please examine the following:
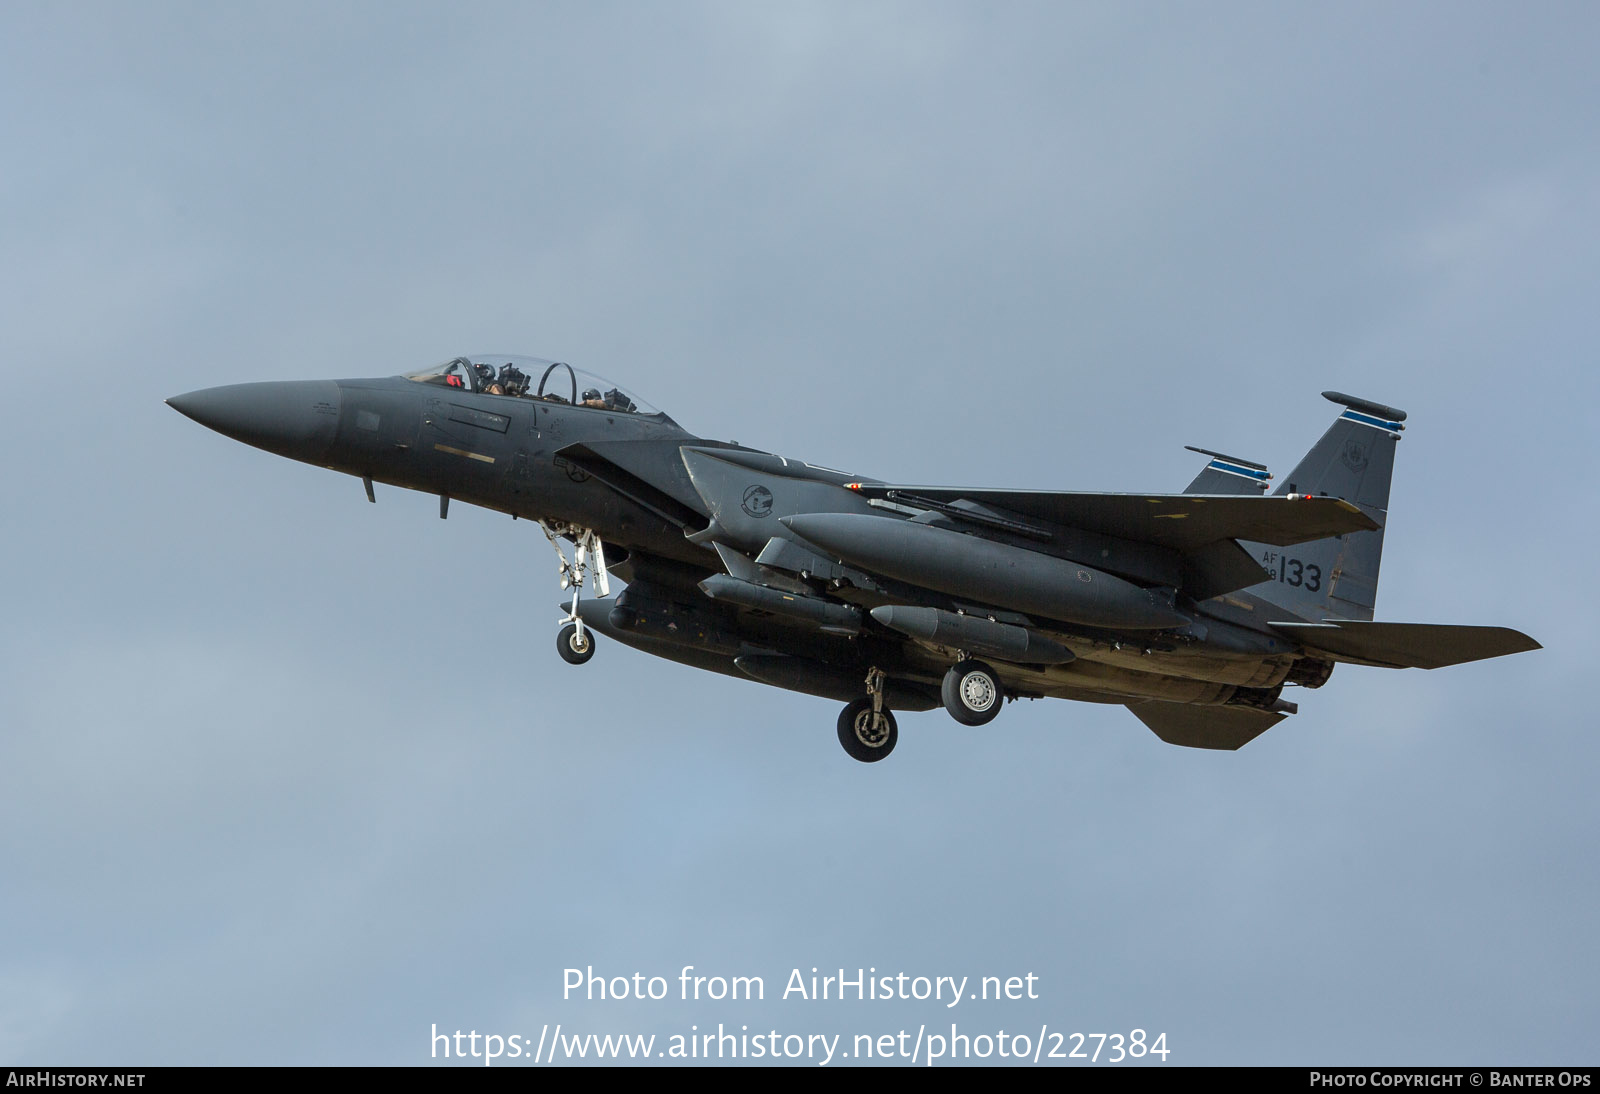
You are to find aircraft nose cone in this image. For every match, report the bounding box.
[167,380,341,464]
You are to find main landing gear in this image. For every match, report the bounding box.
[543,521,608,667]
[837,667,898,763]
[835,660,1008,761]
[941,658,1004,726]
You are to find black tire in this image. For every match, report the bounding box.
[942,659,1003,726]
[557,622,596,665]
[836,698,898,763]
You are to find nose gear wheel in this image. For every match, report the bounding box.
[557,622,595,665]
[542,521,610,661]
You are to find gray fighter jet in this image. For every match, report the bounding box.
[168,354,1539,762]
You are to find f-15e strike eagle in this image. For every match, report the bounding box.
[168,355,1538,762]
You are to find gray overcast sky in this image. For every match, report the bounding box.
[2,1,1595,1066]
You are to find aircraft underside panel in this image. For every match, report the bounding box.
[932,652,1244,706]
[732,655,940,711]
[574,599,753,682]
[1078,647,1295,689]
[895,633,1294,690]
[575,600,939,710]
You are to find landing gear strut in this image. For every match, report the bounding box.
[542,521,609,665]
[837,667,898,762]
[942,658,1004,726]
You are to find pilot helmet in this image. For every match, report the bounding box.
[473,363,496,386]
[582,388,603,403]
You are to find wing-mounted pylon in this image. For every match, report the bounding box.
[698,541,865,636]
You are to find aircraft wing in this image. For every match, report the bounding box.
[1267,620,1542,669]
[845,485,1377,550]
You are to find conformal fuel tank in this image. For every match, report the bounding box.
[782,513,1188,630]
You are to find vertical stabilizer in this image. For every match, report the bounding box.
[1239,393,1406,621]
[1182,447,1271,495]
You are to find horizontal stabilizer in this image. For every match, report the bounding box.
[1268,620,1541,669]
[844,485,1377,550]
[1126,701,1286,750]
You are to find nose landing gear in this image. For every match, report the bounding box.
[542,521,609,665]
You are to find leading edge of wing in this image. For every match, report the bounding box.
[845,485,1378,549]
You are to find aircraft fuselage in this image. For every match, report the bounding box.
[168,365,1537,760]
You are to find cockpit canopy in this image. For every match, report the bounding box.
[403,355,664,417]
